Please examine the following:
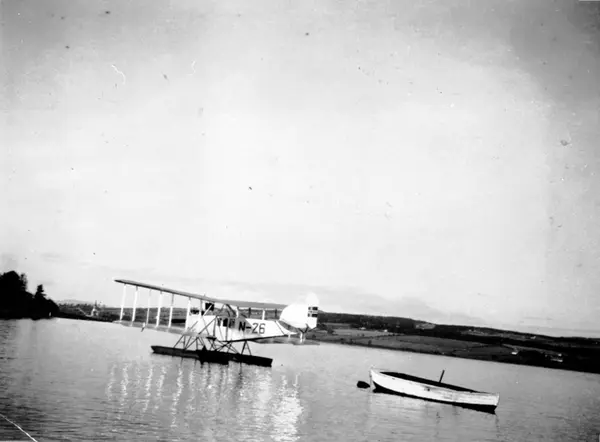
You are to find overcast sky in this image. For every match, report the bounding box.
[2,0,600,337]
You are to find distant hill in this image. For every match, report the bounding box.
[317,311,600,343]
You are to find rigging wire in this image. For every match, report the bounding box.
[0,412,39,442]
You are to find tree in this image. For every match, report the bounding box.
[1,271,32,316]
[35,284,46,300]
[0,271,58,319]
[0,271,24,294]
[20,273,28,291]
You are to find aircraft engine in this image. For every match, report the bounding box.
[279,293,319,331]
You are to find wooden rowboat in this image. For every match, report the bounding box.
[369,368,500,413]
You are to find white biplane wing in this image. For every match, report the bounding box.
[115,278,289,311]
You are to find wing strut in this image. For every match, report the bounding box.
[185,298,191,328]
[145,289,151,326]
[156,290,162,327]
[132,286,138,323]
[168,293,174,328]
[119,285,126,321]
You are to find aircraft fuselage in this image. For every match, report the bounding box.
[185,313,294,342]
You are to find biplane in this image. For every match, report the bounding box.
[113,279,319,367]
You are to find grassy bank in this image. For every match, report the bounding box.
[307,329,600,374]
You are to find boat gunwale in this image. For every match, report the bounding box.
[370,368,498,396]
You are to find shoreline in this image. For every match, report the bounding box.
[51,304,600,376]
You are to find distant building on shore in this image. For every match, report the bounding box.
[415,322,436,330]
[90,302,100,317]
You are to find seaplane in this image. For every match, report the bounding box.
[113,279,319,367]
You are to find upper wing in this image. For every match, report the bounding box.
[114,279,287,310]
[218,299,287,310]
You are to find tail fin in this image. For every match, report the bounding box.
[279,292,319,331]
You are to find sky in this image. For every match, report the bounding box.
[2,0,600,337]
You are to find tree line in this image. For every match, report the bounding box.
[0,270,59,319]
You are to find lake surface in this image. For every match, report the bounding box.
[1,319,599,441]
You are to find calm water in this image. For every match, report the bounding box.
[1,319,599,441]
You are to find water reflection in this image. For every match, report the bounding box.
[252,369,273,424]
[272,374,303,442]
[186,361,197,412]
[366,389,505,441]
[494,414,501,440]
[106,363,116,402]
[102,357,306,441]
[154,364,167,412]
[133,361,142,403]
[119,361,130,413]
[0,321,17,395]
[142,364,153,414]
[170,362,185,429]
